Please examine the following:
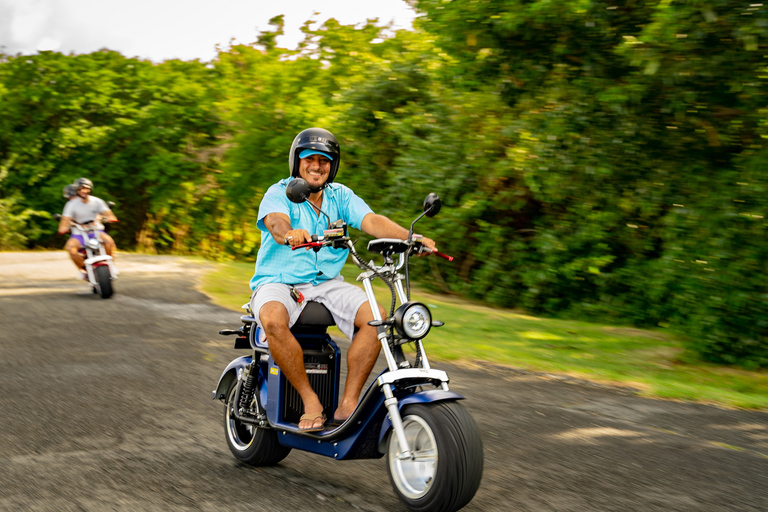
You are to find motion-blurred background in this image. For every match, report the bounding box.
[1,0,766,369]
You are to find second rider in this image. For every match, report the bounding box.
[57,177,118,279]
[249,127,437,432]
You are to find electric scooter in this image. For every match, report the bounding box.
[212,179,483,512]
[56,215,118,299]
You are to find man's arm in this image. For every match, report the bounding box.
[263,212,312,247]
[57,216,72,235]
[360,213,437,251]
[100,209,118,223]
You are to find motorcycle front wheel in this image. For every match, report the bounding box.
[94,265,113,299]
[387,401,483,512]
[223,381,291,466]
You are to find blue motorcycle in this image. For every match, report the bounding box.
[212,180,483,512]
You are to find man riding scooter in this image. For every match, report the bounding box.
[249,127,437,432]
[57,178,118,279]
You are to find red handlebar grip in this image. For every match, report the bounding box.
[292,242,324,250]
[433,251,454,262]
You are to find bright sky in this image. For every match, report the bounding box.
[0,0,419,62]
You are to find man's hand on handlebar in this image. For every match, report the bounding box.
[412,235,453,261]
[412,234,437,255]
[282,229,312,247]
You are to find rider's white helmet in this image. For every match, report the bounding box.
[75,177,93,192]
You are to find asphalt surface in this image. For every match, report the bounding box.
[0,252,766,512]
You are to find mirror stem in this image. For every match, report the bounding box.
[408,210,429,241]
[305,196,332,228]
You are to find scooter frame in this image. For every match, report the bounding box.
[212,249,464,461]
[70,222,118,294]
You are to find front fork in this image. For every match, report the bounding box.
[85,263,96,285]
[382,384,414,460]
[83,243,117,282]
[361,273,446,460]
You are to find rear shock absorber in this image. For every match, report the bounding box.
[238,365,256,413]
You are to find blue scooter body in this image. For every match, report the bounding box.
[213,321,464,460]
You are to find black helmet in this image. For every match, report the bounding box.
[75,177,93,191]
[288,128,340,188]
[62,184,77,199]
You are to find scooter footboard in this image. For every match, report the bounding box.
[377,390,464,453]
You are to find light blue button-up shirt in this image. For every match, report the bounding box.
[249,177,373,290]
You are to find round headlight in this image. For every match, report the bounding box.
[394,302,432,340]
[87,238,100,250]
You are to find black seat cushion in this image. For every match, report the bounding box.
[296,301,335,327]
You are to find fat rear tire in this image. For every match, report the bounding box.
[94,265,113,299]
[387,401,483,512]
[224,380,291,466]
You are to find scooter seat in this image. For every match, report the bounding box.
[295,301,335,328]
[246,301,338,352]
[240,301,335,328]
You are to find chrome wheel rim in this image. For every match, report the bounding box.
[226,388,255,451]
[388,415,438,499]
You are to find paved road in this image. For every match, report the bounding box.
[0,252,766,511]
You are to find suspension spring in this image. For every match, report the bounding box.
[239,368,256,412]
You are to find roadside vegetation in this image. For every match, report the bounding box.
[2,1,766,371]
[201,260,768,410]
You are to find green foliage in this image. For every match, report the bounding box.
[1,2,766,367]
[0,50,220,252]
[202,259,768,410]
[407,0,768,367]
[0,154,49,249]
[0,195,48,250]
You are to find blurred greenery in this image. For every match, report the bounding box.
[1,2,766,368]
[202,259,768,410]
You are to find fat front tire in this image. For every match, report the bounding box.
[223,381,291,466]
[387,401,483,512]
[94,265,113,299]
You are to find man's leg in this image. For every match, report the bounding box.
[259,301,325,430]
[64,238,85,272]
[100,232,116,260]
[334,301,385,422]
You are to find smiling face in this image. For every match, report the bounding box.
[77,186,92,200]
[298,154,332,190]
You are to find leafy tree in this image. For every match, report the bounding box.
[1,3,765,366]
[0,50,219,252]
[409,0,768,365]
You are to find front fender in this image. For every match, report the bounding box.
[85,254,112,266]
[211,355,252,401]
[377,389,464,453]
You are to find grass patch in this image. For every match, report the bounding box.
[199,259,254,310]
[201,261,768,411]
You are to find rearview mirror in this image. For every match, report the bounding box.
[286,178,311,204]
[423,193,441,217]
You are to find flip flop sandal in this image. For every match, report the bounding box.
[298,413,326,433]
[328,417,347,427]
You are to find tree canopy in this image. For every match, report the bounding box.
[1,0,766,367]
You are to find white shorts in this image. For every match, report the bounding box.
[250,276,370,342]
